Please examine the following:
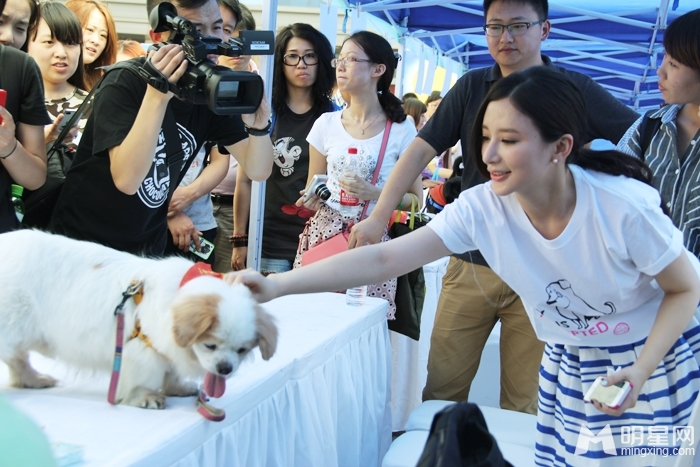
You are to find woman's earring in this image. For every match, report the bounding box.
[552,159,558,164]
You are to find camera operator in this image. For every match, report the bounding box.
[49,0,273,256]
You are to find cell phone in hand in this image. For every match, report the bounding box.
[57,109,77,131]
[583,376,632,409]
[0,89,7,124]
[189,236,215,260]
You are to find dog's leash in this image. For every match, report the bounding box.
[108,280,143,405]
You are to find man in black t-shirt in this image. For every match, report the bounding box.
[349,0,639,415]
[0,44,51,233]
[49,0,273,256]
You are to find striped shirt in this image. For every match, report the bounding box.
[617,104,700,257]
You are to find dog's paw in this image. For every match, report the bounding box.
[17,373,57,389]
[163,379,199,397]
[135,393,167,410]
[122,390,167,410]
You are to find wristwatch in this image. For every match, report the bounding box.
[244,119,272,136]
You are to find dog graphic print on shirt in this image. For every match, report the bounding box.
[137,124,197,209]
[542,279,616,330]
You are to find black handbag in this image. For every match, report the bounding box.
[388,193,429,340]
[417,402,514,467]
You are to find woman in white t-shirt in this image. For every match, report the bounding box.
[230,67,700,466]
[294,30,422,318]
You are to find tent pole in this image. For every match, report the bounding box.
[246,0,278,272]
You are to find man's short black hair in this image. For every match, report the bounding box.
[483,0,548,20]
[146,0,211,17]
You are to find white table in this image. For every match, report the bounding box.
[0,293,392,467]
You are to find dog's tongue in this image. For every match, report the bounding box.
[204,372,226,398]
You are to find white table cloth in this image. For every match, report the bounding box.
[0,293,392,467]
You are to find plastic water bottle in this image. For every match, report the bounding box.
[339,147,361,217]
[346,285,368,306]
[11,184,24,223]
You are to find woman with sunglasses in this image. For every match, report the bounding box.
[295,30,423,318]
[232,23,338,274]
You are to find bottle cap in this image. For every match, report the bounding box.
[348,147,358,154]
[11,184,23,197]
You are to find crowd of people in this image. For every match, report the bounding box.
[0,0,699,464]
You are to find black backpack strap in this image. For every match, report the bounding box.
[637,110,663,160]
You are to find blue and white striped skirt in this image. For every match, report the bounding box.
[536,324,700,467]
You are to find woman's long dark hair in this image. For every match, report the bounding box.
[472,67,655,183]
[272,23,335,117]
[343,31,406,123]
[31,2,86,91]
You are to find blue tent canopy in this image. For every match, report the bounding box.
[349,0,694,111]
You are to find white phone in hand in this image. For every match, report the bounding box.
[584,376,632,409]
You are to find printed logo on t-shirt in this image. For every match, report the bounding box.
[540,279,617,331]
[136,124,197,209]
[273,136,301,177]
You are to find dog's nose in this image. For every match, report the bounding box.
[216,361,233,376]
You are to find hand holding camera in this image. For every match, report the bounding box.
[144,44,188,100]
[297,174,329,211]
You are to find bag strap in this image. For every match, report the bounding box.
[48,75,106,166]
[359,119,392,221]
[637,110,662,159]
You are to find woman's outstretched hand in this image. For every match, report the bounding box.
[224,269,279,303]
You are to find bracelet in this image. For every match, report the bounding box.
[0,139,18,160]
[244,120,272,137]
[229,234,249,248]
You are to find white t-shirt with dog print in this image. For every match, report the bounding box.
[428,164,700,347]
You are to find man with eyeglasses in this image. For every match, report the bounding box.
[349,0,638,415]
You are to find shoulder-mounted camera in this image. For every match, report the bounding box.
[146,2,274,115]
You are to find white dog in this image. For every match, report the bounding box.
[0,230,277,409]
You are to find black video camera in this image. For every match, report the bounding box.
[148,2,274,115]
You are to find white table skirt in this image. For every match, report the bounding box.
[0,293,392,467]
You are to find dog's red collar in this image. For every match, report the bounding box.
[180,263,224,288]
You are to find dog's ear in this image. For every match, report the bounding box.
[172,294,221,347]
[255,305,278,360]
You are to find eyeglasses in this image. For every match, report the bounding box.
[283,53,319,66]
[483,20,544,37]
[331,57,372,68]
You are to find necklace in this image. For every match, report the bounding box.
[346,110,382,135]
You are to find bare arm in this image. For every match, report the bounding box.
[227,226,451,303]
[348,137,436,247]
[0,117,47,190]
[108,45,188,194]
[168,147,230,216]
[224,94,273,182]
[231,167,252,270]
[595,251,700,415]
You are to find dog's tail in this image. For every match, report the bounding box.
[603,301,616,315]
